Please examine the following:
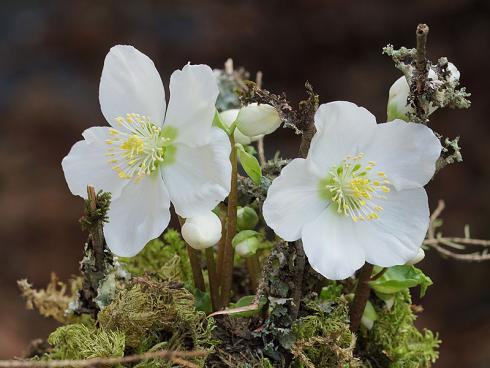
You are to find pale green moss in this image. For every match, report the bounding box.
[46,323,125,361]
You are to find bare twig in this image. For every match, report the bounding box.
[87,186,105,272]
[425,199,490,262]
[0,350,207,368]
[413,23,430,124]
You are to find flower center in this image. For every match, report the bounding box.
[319,153,391,222]
[105,113,176,180]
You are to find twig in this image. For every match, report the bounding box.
[291,241,306,320]
[349,263,374,332]
[413,23,430,124]
[87,186,105,275]
[170,356,200,368]
[425,199,490,262]
[0,350,207,368]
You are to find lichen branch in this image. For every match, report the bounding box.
[0,350,207,368]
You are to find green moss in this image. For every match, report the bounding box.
[98,278,217,367]
[46,323,125,361]
[120,230,192,285]
[361,290,440,367]
[291,299,362,368]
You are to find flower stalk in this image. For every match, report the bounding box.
[205,247,220,311]
[178,216,206,292]
[349,262,374,332]
[246,254,261,291]
[220,132,238,308]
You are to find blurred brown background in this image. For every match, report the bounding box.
[1,0,489,366]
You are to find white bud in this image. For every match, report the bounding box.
[219,109,262,145]
[181,212,222,250]
[236,103,281,137]
[387,62,459,122]
[406,248,425,265]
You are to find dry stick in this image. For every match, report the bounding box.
[414,23,430,123]
[0,350,207,368]
[87,186,105,273]
[178,217,206,292]
[205,247,220,311]
[291,240,306,321]
[349,263,374,332]
[220,133,238,307]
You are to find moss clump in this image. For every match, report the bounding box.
[46,322,125,361]
[98,277,216,366]
[360,290,440,367]
[291,299,362,368]
[120,230,192,285]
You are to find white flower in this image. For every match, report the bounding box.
[219,109,262,145]
[181,212,222,250]
[236,103,281,136]
[263,101,441,280]
[387,63,460,121]
[406,248,425,265]
[62,45,231,257]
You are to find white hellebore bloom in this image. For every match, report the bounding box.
[235,103,281,137]
[406,248,425,265]
[263,101,441,280]
[387,62,460,121]
[181,212,222,250]
[62,45,231,257]
[219,109,262,145]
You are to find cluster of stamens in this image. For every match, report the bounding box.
[325,153,391,222]
[105,113,169,180]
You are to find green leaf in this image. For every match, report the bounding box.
[369,265,433,297]
[229,295,268,318]
[212,110,230,135]
[361,300,378,330]
[193,288,212,314]
[236,144,262,184]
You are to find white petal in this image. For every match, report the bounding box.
[308,101,376,172]
[162,127,231,218]
[99,45,166,128]
[263,158,327,241]
[363,120,441,190]
[301,208,366,280]
[181,212,222,250]
[62,127,128,199]
[103,174,171,257]
[164,64,219,147]
[362,188,429,267]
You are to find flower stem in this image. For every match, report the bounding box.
[178,216,206,292]
[205,247,220,311]
[246,254,261,291]
[349,262,374,332]
[220,134,238,308]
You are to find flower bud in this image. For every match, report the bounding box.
[219,109,262,145]
[181,212,222,250]
[406,248,425,265]
[236,103,281,137]
[232,230,261,257]
[387,62,459,122]
[237,206,259,231]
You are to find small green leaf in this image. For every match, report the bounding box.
[213,110,230,135]
[229,295,268,318]
[361,300,378,330]
[369,265,433,297]
[193,288,212,314]
[236,145,262,184]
